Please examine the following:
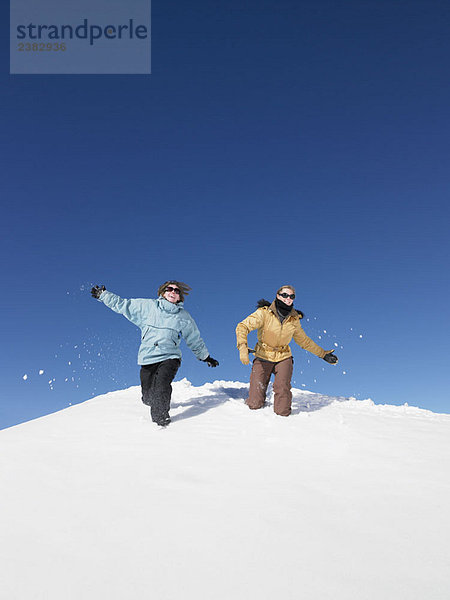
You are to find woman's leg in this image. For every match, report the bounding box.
[140,364,157,406]
[247,358,274,410]
[273,357,293,416]
[150,358,181,425]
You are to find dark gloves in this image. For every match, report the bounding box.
[91,285,106,299]
[203,355,219,367]
[323,351,338,364]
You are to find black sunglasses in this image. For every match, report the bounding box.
[278,292,295,299]
[165,286,181,294]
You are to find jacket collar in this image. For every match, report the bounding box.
[269,300,297,320]
[158,297,183,313]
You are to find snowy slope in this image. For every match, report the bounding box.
[1,380,450,600]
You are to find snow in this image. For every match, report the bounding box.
[1,380,450,599]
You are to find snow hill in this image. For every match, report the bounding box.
[1,380,450,600]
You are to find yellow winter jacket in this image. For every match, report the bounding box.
[236,300,327,363]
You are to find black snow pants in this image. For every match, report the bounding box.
[140,359,181,425]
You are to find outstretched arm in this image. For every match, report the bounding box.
[292,322,338,363]
[92,286,149,327]
[292,321,327,359]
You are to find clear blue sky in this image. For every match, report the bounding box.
[1,0,449,428]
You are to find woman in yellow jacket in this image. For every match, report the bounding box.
[236,285,338,416]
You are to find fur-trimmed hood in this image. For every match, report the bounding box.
[256,299,304,319]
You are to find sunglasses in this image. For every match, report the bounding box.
[165,286,181,294]
[278,292,295,299]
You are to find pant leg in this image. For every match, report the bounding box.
[273,357,293,416]
[140,364,158,406]
[149,359,181,424]
[247,358,274,410]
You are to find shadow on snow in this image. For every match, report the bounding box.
[171,384,348,422]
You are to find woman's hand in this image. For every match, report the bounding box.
[91,285,106,299]
[323,350,338,364]
[203,356,219,367]
[239,346,250,365]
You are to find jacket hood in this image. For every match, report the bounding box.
[256,298,304,319]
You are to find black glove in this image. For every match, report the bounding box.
[323,351,338,364]
[203,355,219,367]
[91,285,106,299]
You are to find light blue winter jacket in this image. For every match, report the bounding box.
[98,290,209,365]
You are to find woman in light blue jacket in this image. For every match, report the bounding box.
[91,280,218,427]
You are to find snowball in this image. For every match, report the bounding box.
[22,374,28,381]
[39,370,44,375]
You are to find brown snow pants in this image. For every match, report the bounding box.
[247,357,293,416]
